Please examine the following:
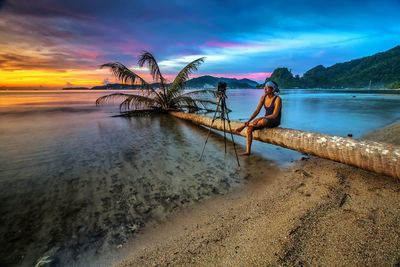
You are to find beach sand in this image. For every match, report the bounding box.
[1,118,399,266]
[362,121,400,145]
[115,122,400,266]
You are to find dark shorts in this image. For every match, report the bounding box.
[265,118,280,128]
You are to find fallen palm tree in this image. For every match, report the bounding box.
[170,111,400,179]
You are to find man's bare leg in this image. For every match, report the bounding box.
[242,126,254,155]
[241,118,268,156]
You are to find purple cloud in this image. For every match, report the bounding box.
[0,0,399,83]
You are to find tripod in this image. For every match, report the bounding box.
[199,90,240,167]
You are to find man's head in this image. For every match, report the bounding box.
[264,80,279,94]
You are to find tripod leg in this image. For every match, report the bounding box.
[199,97,222,161]
[220,98,229,155]
[222,110,227,155]
[225,108,241,167]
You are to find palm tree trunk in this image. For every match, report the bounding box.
[170,112,400,179]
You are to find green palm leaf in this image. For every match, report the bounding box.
[95,92,157,111]
[119,94,159,111]
[97,51,212,114]
[170,57,206,91]
[165,89,213,110]
[137,51,167,89]
[100,62,150,89]
[173,96,217,112]
[95,92,132,106]
[179,89,215,98]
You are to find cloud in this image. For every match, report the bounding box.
[1,0,400,87]
[4,0,94,20]
[0,51,98,71]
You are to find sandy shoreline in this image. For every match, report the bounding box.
[1,118,399,266]
[111,121,400,266]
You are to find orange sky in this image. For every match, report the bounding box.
[0,68,173,89]
[1,1,400,89]
[0,68,270,89]
[0,69,106,88]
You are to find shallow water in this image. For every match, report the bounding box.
[0,89,399,266]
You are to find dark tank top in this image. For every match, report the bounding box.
[264,96,281,123]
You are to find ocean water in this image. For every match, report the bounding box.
[0,89,399,266]
[228,89,400,136]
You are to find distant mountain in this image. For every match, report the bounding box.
[91,77,259,90]
[266,45,400,88]
[185,75,259,89]
[91,83,141,90]
[62,87,90,90]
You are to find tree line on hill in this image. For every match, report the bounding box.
[265,45,400,89]
[64,76,259,90]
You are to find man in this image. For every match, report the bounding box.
[235,81,282,155]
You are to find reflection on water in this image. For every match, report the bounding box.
[0,89,399,266]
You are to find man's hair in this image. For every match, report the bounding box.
[270,80,278,87]
[266,80,280,93]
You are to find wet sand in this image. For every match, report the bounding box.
[362,121,400,145]
[116,122,400,266]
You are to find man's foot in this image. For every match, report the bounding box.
[241,152,251,156]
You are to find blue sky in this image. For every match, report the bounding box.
[0,0,399,86]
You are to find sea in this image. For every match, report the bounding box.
[0,88,399,266]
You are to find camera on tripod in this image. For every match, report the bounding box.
[216,82,227,99]
[199,81,240,167]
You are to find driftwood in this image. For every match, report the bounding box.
[170,111,400,179]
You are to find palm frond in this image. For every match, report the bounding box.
[137,51,167,88]
[119,94,158,111]
[173,96,217,112]
[95,92,133,106]
[179,97,199,112]
[179,89,215,98]
[100,62,151,89]
[95,92,158,111]
[165,89,213,110]
[97,52,209,114]
[170,57,206,91]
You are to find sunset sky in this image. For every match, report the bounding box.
[0,0,399,88]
